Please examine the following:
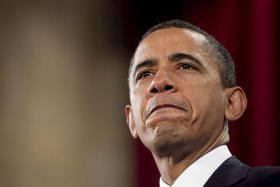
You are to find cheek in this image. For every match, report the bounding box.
[131,92,147,127]
[132,82,151,113]
[181,79,224,116]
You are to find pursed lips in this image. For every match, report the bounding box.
[148,104,187,118]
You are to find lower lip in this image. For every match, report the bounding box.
[146,107,187,125]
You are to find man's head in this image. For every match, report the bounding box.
[128,20,236,89]
[125,20,247,160]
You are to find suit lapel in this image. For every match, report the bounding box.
[204,156,249,187]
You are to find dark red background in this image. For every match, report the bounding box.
[120,0,280,186]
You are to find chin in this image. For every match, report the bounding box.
[151,137,195,163]
[149,128,193,157]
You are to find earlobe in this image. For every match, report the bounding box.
[225,87,247,121]
[125,105,138,138]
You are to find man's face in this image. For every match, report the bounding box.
[126,28,228,156]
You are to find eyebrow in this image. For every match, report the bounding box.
[132,59,156,78]
[132,53,203,79]
[168,53,203,66]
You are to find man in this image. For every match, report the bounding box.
[125,20,280,187]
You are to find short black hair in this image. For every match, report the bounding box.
[128,19,236,88]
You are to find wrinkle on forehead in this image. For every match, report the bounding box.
[137,28,208,56]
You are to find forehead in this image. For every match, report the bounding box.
[133,28,208,65]
[135,28,206,57]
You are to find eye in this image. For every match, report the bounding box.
[178,63,193,70]
[136,71,152,81]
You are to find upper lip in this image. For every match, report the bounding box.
[148,103,186,117]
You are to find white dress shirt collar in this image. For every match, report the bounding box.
[159,145,232,187]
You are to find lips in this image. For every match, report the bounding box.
[147,103,187,118]
[145,96,189,120]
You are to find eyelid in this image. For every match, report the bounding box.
[135,70,152,81]
[178,62,202,73]
[177,62,194,68]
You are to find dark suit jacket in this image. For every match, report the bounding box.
[204,156,280,187]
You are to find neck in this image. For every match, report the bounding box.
[153,125,229,185]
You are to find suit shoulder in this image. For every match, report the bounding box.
[240,166,280,186]
[248,165,280,177]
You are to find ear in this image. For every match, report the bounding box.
[125,105,138,138]
[224,86,247,121]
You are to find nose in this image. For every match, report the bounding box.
[148,69,177,94]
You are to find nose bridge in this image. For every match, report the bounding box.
[156,67,171,82]
[148,65,176,93]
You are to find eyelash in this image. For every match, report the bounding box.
[136,71,152,81]
[177,63,194,70]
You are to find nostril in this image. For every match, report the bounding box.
[165,85,173,90]
[151,88,158,93]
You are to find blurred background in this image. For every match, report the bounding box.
[0,0,279,186]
